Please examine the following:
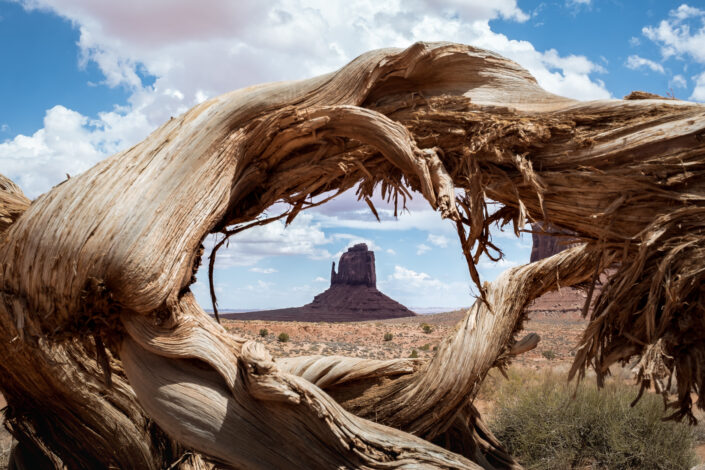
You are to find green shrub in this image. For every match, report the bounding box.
[277,332,289,343]
[259,328,268,337]
[383,332,393,342]
[421,323,433,334]
[409,349,419,358]
[489,368,697,470]
[541,349,556,360]
[419,343,431,351]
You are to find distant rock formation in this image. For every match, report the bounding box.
[530,223,576,262]
[331,243,376,287]
[224,244,415,322]
[530,223,561,262]
[527,223,595,318]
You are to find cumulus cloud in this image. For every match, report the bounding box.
[249,267,278,274]
[416,244,431,255]
[411,17,610,100]
[477,257,520,270]
[330,235,381,259]
[427,234,450,248]
[380,265,471,307]
[625,55,665,73]
[640,4,705,100]
[317,207,456,234]
[0,104,150,197]
[205,213,331,268]
[244,280,274,291]
[670,74,688,88]
[332,233,378,245]
[565,0,592,12]
[390,265,440,287]
[4,0,614,198]
[642,5,705,63]
[669,4,705,21]
[692,72,705,101]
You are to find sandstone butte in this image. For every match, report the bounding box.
[528,223,595,318]
[222,243,416,322]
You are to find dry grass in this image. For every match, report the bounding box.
[484,366,698,470]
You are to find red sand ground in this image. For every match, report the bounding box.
[221,292,591,365]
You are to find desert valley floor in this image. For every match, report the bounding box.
[222,298,588,365]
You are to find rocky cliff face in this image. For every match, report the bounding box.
[225,244,415,322]
[527,223,597,317]
[331,243,376,287]
[530,223,576,262]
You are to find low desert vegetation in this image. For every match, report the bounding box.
[487,367,698,470]
[259,328,268,337]
[383,332,393,342]
[421,323,433,334]
[409,349,419,358]
[277,332,289,343]
[541,349,556,360]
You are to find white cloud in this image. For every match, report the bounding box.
[0,105,151,197]
[670,74,688,88]
[692,72,705,101]
[467,24,610,100]
[332,233,376,244]
[20,0,535,102]
[389,265,442,289]
[640,5,705,101]
[377,265,473,308]
[330,235,381,260]
[642,5,705,63]
[5,0,614,198]
[249,267,278,274]
[566,0,591,9]
[416,243,431,255]
[313,276,327,282]
[427,233,450,248]
[289,284,318,293]
[625,55,665,73]
[386,248,396,255]
[317,207,459,236]
[477,257,520,270]
[670,4,705,21]
[244,280,274,291]
[379,265,472,307]
[206,213,331,267]
[629,36,641,47]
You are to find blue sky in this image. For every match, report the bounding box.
[1,0,704,311]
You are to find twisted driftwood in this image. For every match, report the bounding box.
[1,42,704,468]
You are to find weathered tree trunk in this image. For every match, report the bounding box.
[1,42,704,468]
